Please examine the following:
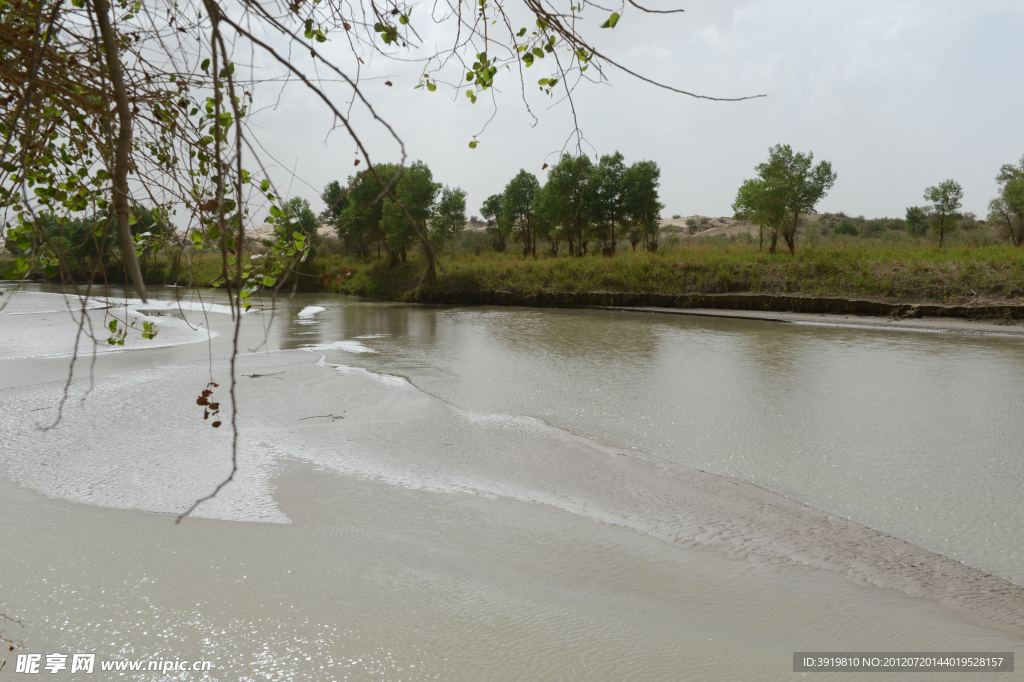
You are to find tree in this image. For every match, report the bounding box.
[621,160,663,252]
[539,154,593,256]
[430,187,467,253]
[989,183,1024,246]
[923,180,963,247]
[531,184,560,255]
[905,206,929,237]
[754,144,836,255]
[335,164,400,258]
[989,156,1024,247]
[380,161,440,269]
[996,155,1024,185]
[732,179,785,251]
[283,198,318,241]
[320,181,351,225]
[480,194,508,253]
[502,170,540,258]
[587,152,627,256]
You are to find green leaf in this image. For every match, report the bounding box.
[269,205,281,218]
[468,141,478,149]
[426,83,436,92]
[201,58,211,72]
[15,257,28,272]
[108,320,118,332]
[600,12,620,28]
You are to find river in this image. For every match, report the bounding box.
[1,284,1021,680]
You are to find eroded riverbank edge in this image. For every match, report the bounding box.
[403,289,1024,327]
[606,306,1024,336]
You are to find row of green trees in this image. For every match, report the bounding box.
[897,159,1024,247]
[322,161,466,268]
[732,146,1024,253]
[481,152,663,257]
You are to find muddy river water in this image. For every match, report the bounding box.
[1,284,1022,680]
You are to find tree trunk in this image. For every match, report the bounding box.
[768,230,779,254]
[382,188,442,282]
[758,225,764,251]
[93,0,147,302]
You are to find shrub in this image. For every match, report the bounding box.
[906,207,929,236]
[834,218,859,236]
[860,219,886,237]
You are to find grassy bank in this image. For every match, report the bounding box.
[7,241,1024,311]
[316,243,1024,306]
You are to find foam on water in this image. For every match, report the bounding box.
[297,305,327,319]
[0,292,219,360]
[304,339,378,353]
[1,349,1022,637]
[118,296,241,316]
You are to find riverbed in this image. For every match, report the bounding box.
[1,284,1022,680]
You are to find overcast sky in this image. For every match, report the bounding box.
[244,0,1024,221]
